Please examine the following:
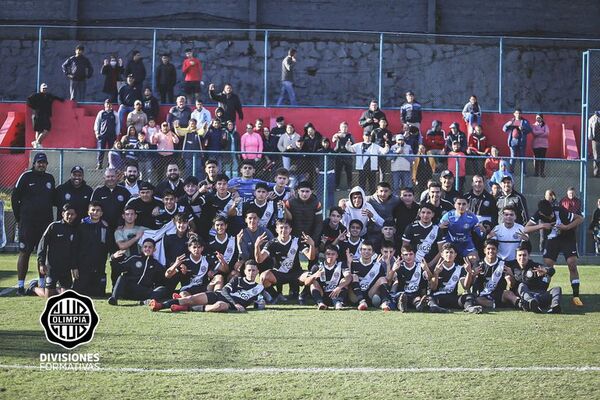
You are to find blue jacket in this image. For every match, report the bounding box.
[503,118,531,148]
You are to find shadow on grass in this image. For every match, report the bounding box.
[0,330,63,359]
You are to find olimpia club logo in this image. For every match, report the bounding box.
[40,290,99,350]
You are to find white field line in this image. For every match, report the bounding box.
[1,364,600,374]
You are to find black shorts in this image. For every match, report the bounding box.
[431,293,468,309]
[183,81,201,94]
[544,239,578,262]
[271,269,304,286]
[45,267,73,290]
[32,115,51,132]
[179,282,208,295]
[476,289,504,306]
[18,222,47,253]
[205,291,236,310]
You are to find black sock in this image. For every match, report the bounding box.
[311,288,323,304]
[266,286,278,298]
[351,282,364,302]
[462,294,474,309]
[390,282,399,295]
[571,280,580,297]
[378,284,390,303]
[163,299,178,308]
[300,285,310,298]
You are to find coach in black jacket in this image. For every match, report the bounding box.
[54,166,93,222]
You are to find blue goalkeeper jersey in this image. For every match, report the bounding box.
[440,210,483,244]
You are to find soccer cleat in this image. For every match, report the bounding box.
[548,305,562,314]
[172,292,182,300]
[317,302,328,310]
[298,295,306,306]
[149,299,163,312]
[464,305,483,314]
[170,304,190,312]
[429,304,450,313]
[334,301,343,310]
[273,294,288,304]
[381,302,391,312]
[357,300,368,311]
[25,279,38,296]
[415,297,427,312]
[16,287,25,296]
[107,296,118,306]
[572,297,584,307]
[397,293,408,313]
[528,298,541,313]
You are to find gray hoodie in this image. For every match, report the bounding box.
[341,186,384,237]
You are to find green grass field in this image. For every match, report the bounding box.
[1,253,600,399]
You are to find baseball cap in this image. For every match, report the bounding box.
[395,134,405,141]
[33,153,48,164]
[71,165,84,174]
[501,175,513,182]
[449,122,459,129]
[440,170,454,178]
[138,181,154,191]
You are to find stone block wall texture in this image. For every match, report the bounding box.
[1,0,600,112]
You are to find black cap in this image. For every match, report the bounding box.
[501,175,513,182]
[440,170,454,178]
[71,165,84,174]
[33,153,48,164]
[138,181,154,191]
[382,219,395,228]
[184,176,199,186]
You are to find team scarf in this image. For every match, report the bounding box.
[359,261,382,292]
[277,237,299,274]
[138,221,177,266]
[480,259,505,296]
[434,264,463,296]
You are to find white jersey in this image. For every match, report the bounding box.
[492,223,524,261]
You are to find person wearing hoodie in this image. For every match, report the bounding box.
[341,186,384,238]
[424,120,446,173]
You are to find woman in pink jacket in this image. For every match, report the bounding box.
[531,113,549,177]
[240,122,263,161]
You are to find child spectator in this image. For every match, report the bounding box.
[447,140,467,191]
[108,140,125,171]
[484,145,501,179]
[142,118,159,144]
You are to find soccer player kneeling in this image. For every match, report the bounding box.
[150,261,264,312]
[427,243,483,314]
[343,241,392,311]
[304,245,352,310]
[388,245,428,312]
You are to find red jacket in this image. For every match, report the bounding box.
[484,157,500,178]
[468,134,488,154]
[424,132,445,151]
[182,57,203,82]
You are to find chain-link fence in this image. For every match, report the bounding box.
[0,147,590,253]
[1,25,599,113]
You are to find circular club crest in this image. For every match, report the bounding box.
[117,195,124,202]
[40,290,99,350]
[135,261,143,269]
[65,193,72,200]
[46,182,52,189]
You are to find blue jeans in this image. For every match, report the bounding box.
[118,105,134,135]
[97,136,116,165]
[392,170,412,193]
[316,172,335,211]
[509,145,527,175]
[277,81,297,106]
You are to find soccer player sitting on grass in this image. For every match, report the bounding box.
[166,237,228,297]
[304,244,351,310]
[524,199,584,307]
[471,239,510,310]
[150,260,264,312]
[108,238,168,306]
[388,244,428,312]
[504,245,562,313]
[426,243,483,314]
[256,219,316,304]
[343,241,392,311]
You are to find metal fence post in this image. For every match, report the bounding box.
[323,154,328,219]
[498,37,503,114]
[378,33,383,107]
[519,158,524,193]
[454,157,459,191]
[151,29,157,94]
[263,30,269,107]
[580,51,590,254]
[192,153,196,174]
[58,149,64,185]
[36,27,42,93]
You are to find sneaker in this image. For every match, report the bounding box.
[149,299,163,312]
[397,293,408,313]
[415,296,427,312]
[334,301,343,310]
[572,297,584,307]
[317,302,328,310]
[170,304,189,312]
[429,304,450,313]
[548,305,562,314]
[357,300,368,311]
[298,295,306,306]
[464,305,483,314]
[172,292,182,300]
[381,302,391,312]
[16,286,25,296]
[107,296,118,306]
[273,294,288,304]
[25,279,38,296]
[528,298,541,313]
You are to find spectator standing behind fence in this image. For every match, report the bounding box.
[462,95,482,136]
[204,119,227,169]
[447,141,467,192]
[560,187,582,214]
[262,126,280,170]
[331,121,354,191]
[424,120,446,173]
[142,88,159,122]
[182,48,203,105]
[467,125,489,175]
[224,120,241,177]
[278,123,301,170]
[359,99,386,137]
[190,99,212,133]
[27,83,64,149]
[484,145,501,179]
[401,91,422,130]
[94,99,120,169]
[531,113,549,177]
[277,48,297,106]
[167,96,192,131]
[316,138,336,211]
[62,44,93,101]
[445,122,467,154]
[412,144,432,195]
[300,123,323,186]
[240,122,263,161]
[126,100,148,134]
[346,131,389,194]
[118,74,142,135]
[503,108,531,175]
[156,54,177,104]
[588,111,600,178]
[174,119,205,180]
[101,55,124,103]
[152,121,180,168]
[125,50,146,88]
[209,83,244,127]
[389,134,413,192]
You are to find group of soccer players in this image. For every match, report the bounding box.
[14,151,585,314]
